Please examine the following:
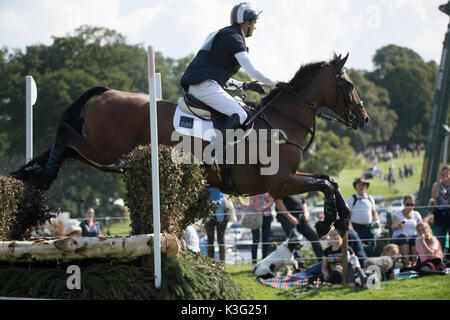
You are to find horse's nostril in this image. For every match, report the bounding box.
[365,116,370,123]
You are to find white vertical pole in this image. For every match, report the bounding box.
[444,134,449,166]
[26,75,37,163]
[155,73,162,99]
[147,45,162,289]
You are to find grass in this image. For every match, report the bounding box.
[226,263,450,300]
[333,151,424,204]
[104,218,131,236]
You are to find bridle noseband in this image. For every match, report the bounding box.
[245,64,362,152]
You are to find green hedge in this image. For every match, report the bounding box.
[0,175,54,241]
[122,145,216,238]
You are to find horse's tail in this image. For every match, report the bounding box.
[61,86,110,135]
[10,86,110,190]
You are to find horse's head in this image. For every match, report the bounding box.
[324,53,369,130]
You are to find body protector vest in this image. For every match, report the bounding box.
[180,25,247,90]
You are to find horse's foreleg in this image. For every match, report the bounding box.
[295,172,351,236]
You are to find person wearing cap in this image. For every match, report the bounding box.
[180,2,278,139]
[347,178,380,249]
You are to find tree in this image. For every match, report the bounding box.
[324,69,397,151]
[299,121,355,176]
[367,45,437,145]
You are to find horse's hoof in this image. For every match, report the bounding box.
[315,221,331,239]
[333,218,349,237]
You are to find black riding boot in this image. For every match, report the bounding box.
[218,113,241,145]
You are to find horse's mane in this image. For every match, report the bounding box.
[261,57,337,105]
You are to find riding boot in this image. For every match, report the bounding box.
[218,113,241,147]
[315,196,337,238]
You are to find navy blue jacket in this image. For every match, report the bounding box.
[180,24,247,90]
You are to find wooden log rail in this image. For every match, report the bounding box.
[0,234,180,263]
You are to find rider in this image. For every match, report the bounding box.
[180,2,277,138]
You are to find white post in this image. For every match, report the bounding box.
[147,45,162,289]
[155,73,162,99]
[26,75,37,163]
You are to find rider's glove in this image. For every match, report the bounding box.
[275,81,290,89]
[243,81,266,94]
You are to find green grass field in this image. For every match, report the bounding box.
[332,150,424,204]
[227,263,450,300]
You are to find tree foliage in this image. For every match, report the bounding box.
[366,44,437,145]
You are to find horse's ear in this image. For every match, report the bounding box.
[342,53,349,66]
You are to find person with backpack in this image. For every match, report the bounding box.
[347,178,380,249]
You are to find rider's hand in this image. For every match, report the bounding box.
[275,81,289,89]
[243,81,265,94]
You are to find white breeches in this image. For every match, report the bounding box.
[188,80,248,125]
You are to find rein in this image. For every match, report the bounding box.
[245,64,359,152]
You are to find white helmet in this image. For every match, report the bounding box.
[230,2,262,25]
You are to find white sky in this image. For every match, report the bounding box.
[0,0,448,81]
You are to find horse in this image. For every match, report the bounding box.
[11,53,369,238]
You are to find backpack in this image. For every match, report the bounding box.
[351,194,375,209]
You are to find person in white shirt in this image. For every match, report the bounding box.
[392,194,422,268]
[347,178,380,248]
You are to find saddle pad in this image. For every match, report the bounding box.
[257,273,321,289]
[173,105,216,143]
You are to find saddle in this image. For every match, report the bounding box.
[179,93,258,194]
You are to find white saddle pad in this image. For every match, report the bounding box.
[173,105,216,143]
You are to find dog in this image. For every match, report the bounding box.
[252,231,303,279]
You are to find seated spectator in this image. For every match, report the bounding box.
[381,243,400,280]
[392,195,422,268]
[275,194,323,268]
[414,221,447,275]
[321,228,358,288]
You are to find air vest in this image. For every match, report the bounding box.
[180,25,247,89]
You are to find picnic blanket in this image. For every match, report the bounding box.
[257,273,321,289]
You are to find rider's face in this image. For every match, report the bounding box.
[243,19,257,37]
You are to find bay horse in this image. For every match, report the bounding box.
[11,53,369,238]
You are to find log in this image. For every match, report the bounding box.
[0,234,181,263]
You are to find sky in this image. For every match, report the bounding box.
[0,0,449,81]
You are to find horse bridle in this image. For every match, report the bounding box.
[246,64,362,152]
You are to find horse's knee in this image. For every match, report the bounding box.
[318,179,335,198]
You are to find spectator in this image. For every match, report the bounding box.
[321,228,358,288]
[404,164,409,178]
[431,165,450,264]
[238,193,274,266]
[79,208,103,237]
[381,244,400,280]
[392,195,422,268]
[183,225,200,253]
[409,164,414,176]
[399,167,404,180]
[414,221,447,275]
[205,188,228,262]
[347,178,380,249]
[347,228,369,266]
[275,194,323,268]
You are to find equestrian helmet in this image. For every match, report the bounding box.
[230,2,262,25]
